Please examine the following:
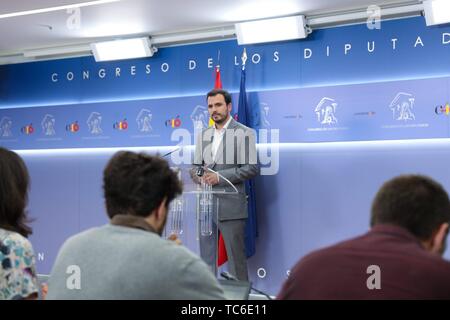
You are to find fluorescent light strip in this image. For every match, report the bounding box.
[424,0,450,26]
[259,138,450,151]
[15,145,189,156]
[235,15,307,45]
[14,138,450,156]
[0,0,120,19]
[91,38,153,62]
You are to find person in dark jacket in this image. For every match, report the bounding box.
[278,174,450,299]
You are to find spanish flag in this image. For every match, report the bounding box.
[213,63,228,267]
[209,65,222,127]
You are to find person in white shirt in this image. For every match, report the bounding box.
[192,89,259,281]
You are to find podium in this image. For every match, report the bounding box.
[163,166,238,277]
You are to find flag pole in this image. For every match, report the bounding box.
[216,49,221,74]
[241,48,247,71]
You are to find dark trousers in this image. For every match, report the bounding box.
[199,218,248,281]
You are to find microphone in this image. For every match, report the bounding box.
[220,271,273,300]
[161,147,181,158]
[196,164,205,177]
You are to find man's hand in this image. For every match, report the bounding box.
[203,172,219,186]
[190,167,202,184]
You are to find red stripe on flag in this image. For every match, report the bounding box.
[214,63,228,266]
[217,232,228,266]
[215,65,222,89]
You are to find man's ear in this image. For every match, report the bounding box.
[430,222,449,255]
[227,103,232,114]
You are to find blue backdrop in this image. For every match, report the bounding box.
[2,16,450,295]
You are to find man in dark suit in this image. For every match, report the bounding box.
[192,89,259,281]
[278,174,450,299]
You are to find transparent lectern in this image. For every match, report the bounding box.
[163,164,238,278]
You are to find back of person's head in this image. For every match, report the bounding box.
[0,147,32,237]
[103,151,182,219]
[371,174,450,243]
[206,89,232,105]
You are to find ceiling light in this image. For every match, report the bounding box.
[423,0,450,26]
[90,37,156,62]
[0,0,120,19]
[235,15,310,45]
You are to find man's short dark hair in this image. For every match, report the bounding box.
[103,151,182,219]
[371,174,450,240]
[206,89,232,105]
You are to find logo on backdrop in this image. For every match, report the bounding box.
[382,92,429,129]
[354,111,376,117]
[21,123,34,135]
[315,97,338,125]
[389,92,415,121]
[0,117,13,137]
[435,103,450,116]
[41,114,56,136]
[87,112,103,135]
[165,115,182,128]
[283,114,303,120]
[113,118,128,131]
[136,109,153,133]
[66,121,80,133]
[190,105,210,131]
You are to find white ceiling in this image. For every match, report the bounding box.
[0,0,422,58]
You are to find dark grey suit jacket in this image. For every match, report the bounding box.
[193,118,259,221]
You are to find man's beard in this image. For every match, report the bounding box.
[212,113,227,124]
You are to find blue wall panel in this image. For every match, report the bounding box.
[2,16,450,295]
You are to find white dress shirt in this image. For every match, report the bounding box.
[208,116,232,183]
[211,115,232,161]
